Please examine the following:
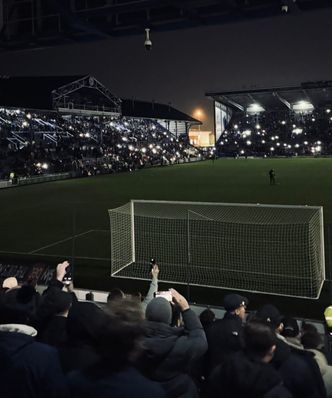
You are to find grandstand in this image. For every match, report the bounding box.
[0,75,202,180]
[207,81,332,157]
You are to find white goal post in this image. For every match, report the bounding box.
[109,200,325,299]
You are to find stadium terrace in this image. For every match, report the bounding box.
[207,81,332,158]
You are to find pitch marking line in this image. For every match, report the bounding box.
[29,229,95,254]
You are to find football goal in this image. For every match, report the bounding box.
[109,200,325,299]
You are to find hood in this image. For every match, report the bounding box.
[143,321,183,358]
[0,324,37,336]
[0,330,35,357]
[308,349,329,375]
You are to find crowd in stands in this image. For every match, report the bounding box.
[0,108,200,180]
[0,260,331,398]
[217,107,332,158]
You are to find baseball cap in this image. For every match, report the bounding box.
[223,294,248,312]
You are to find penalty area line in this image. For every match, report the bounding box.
[29,229,95,254]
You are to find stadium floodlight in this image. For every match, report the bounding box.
[42,163,48,170]
[281,120,286,125]
[276,143,280,146]
[270,147,275,151]
[141,147,147,153]
[261,140,266,144]
[312,118,316,122]
[255,124,261,129]
[247,103,264,114]
[275,135,279,139]
[26,113,32,119]
[316,146,321,151]
[109,200,325,299]
[304,141,308,145]
[240,150,245,154]
[326,109,331,114]
[246,140,251,145]
[292,100,314,113]
[292,128,303,135]
[317,141,322,145]
[234,124,238,129]
[128,145,134,151]
[295,144,300,148]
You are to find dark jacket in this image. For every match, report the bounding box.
[138,308,208,398]
[206,311,244,374]
[38,315,68,347]
[67,364,166,398]
[0,329,68,398]
[207,351,293,398]
[271,337,326,398]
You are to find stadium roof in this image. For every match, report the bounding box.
[1,0,332,52]
[206,81,332,112]
[122,99,200,123]
[0,75,198,123]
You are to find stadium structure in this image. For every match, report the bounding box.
[0,75,201,180]
[207,81,332,157]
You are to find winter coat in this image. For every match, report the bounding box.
[206,351,293,398]
[0,325,68,398]
[138,308,208,398]
[67,364,166,398]
[271,336,326,398]
[206,311,244,374]
[307,349,332,398]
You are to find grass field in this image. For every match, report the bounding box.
[1,157,332,318]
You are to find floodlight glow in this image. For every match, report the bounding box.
[281,120,286,125]
[295,144,300,148]
[26,113,32,119]
[255,124,261,129]
[292,100,314,112]
[85,133,90,138]
[141,147,147,153]
[240,150,245,154]
[326,109,331,114]
[312,118,316,122]
[152,148,157,154]
[22,121,29,127]
[42,163,48,170]
[247,103,264,113]
[288,145,291,148]
[316,146,321,151]
[292,128,303,135]
[246,140,251,145]
[270,147,275,151]
[149,144,153,148]
[128,145,134,151]
[293,124,296,128]
[275,136,279,139]
[152,125,156,130]
[317,141,321,144]
[234,124,238,129]
[276,143,280,146]
[271,137,275,141]
[304,141,308,145]
[283,143,287,147]
[261,140,266,144]
[36,162,41,168]
[242,130,251,137]
[122,137,128,141]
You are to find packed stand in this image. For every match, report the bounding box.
[217,107,332,158]
[0,259,331,397]
[0,107,200,180]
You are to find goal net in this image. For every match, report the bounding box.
[109,200,325,299]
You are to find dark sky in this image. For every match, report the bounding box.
[0,8,332,130]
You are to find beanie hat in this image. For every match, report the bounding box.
[145,297,172,325]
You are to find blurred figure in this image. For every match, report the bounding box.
[281,317,303,349]
[255,304,326,398]
[199,308,216,332]
[67,298,166,398]
[207,321,292,398]
[0,304,68,398]
[301,330,332,397]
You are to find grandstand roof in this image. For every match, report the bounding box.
[206,81,332,112]
[121,99,200,124]
[0,75,85,110]
[0,75,198,123]
[1,0,331,52]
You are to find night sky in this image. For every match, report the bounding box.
[0,8,331,131]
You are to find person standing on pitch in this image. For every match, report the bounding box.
[269,169,276,185]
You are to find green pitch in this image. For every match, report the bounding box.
[0,157,331,316]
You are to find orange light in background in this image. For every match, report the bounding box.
[193,108,204,120]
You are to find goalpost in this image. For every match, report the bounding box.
[109,200,325,299]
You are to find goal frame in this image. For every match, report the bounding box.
[109,199,325,299]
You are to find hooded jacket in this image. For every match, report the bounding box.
[138,307,208,398]
[0,324,68,398]
[307,349,332,398]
